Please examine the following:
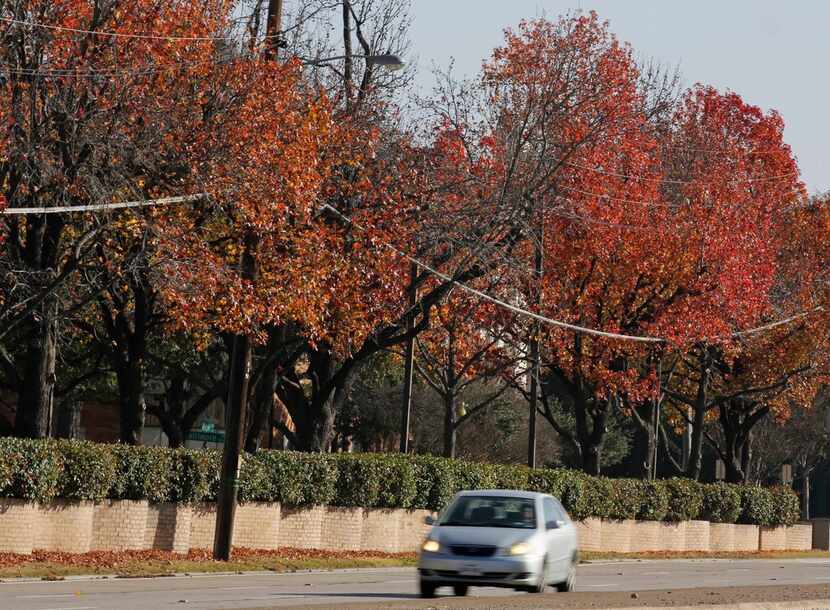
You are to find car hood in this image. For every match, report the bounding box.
[431,526,537,549]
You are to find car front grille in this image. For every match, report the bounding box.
[435,570,512,580]
[449,545,497,557]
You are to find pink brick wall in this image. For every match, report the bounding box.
[361,509,402,553]
[600,519,633,553]
[787,523,813,551]
[574,518,602,552]
[279,505,323,549]
[321,507,363,550]
[146,503,192,553]
[189,503,217,549]
[760,525,787,551]
[734,524,760,552]
[92,500,148,551]
[0,499,36,554]
[0,499,815,555]
[234,503,280,550]
[684,520,710,552]
[34,500,95,553]
[398,510,432,552]
[629,521,659,552]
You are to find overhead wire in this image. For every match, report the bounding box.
[0,15,281,43]
[0,190,820,343]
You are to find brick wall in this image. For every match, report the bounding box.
[279,505,323,549]
[35,500,95,553]
[0,499,36,554]
[0,499,817,555]
[145,503,191,553]
[92,500,149,551]
[320,507,363,551]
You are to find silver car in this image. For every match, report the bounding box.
[417,490,578,598]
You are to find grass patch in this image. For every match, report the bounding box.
[581,550,830,562]
[0,548,416,580]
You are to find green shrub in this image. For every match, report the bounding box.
[368,455,417,509]
[56,440,117,501]
[170,449,219,504]
[333,455,382,507]
[110,445,172,503]
[0,438,62,503]
[637,481,669,521]
[701,483,741,524]
[0,439,801,528]
[738,485,775,526]
[663,478,704,522]
[411,456,455,512]
[492,464,530,492]
[557,470,612,521]
[254,451,336,506]
[607,478,644,520]
[526,468,565,498]
[237,453,270,504]
[769,485,800,527]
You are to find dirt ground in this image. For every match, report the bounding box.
[254,584,830,610]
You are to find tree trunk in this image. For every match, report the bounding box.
[117,358,146,445]
[802,468,811,521]
[14,298,58,438]
[443,392,456,459]
[244,331,282,453]
[56,400,81,439]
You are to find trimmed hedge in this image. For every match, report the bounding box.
[0,439,801,526]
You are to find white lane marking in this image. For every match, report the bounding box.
[583,583,617,587]
[16,594,76,599]
[38,607,96,610]
[641,571,669,575]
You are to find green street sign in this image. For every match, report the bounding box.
[187,430,225,443]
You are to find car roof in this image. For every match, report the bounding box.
[455,489,547,500]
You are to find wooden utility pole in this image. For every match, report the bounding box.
[213,1,282,561]
[400,262,417,453]
[527,220,543,469]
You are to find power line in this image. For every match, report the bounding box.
[0,16,281,43]
[1,191,819,343]
[1,193,207,215]
[319,202,824,344]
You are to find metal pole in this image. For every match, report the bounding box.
[400,262,417,453]
[213,1,282,561]
[528,219,543,469]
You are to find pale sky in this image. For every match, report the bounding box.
[410,0,829,195]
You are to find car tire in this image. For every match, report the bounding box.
[556,559,576,592]
[419,580,437,598]
[453,585,469,596]
[528,557,548,594]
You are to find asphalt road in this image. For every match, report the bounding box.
[3,559,830,610]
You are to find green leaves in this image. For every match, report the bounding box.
[0,439,802,526]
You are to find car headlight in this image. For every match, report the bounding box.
[422,539,441,553]
[509,542,531,556]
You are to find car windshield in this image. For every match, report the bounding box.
[440,496,537,529]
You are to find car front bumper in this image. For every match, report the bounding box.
[418,552,544,588]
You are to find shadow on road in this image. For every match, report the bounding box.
[275,592,417,600]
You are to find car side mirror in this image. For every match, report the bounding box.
[424,515,436,526]
[546,519,565,530]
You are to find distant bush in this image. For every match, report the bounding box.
[768,485,800,527]
[663,478,704,522]
[0,439,802,526]
[637,481,669,521]
[701,483,742,524]
[739,485,775,526]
